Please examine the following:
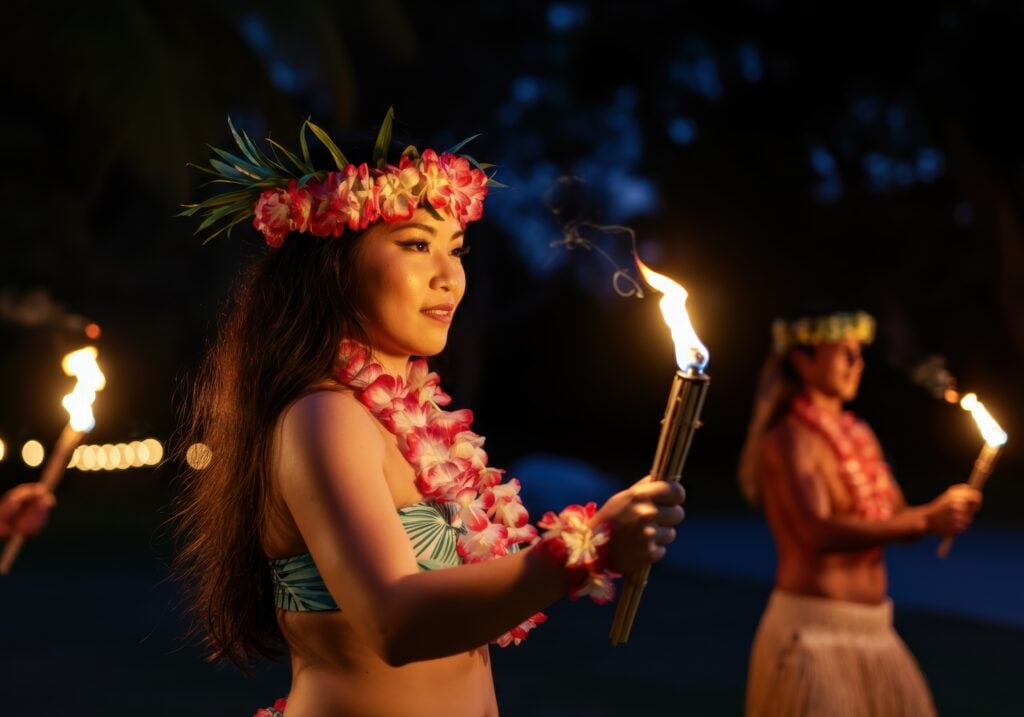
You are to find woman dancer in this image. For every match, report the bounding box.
[175,110,685,716]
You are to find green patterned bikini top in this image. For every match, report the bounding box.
[270,500,464,611]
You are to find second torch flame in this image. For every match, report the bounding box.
[635,258,708,373]
[0,346,106,575]
[960,393,1007,447]
[61,347,106,432]
[936,391,1007,559]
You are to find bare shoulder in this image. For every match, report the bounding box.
[761,417,798,457]
[768,414,822,451]
[278,388,385,453]
[761,415,823,475]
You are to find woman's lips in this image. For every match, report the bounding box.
[421,305,455,324]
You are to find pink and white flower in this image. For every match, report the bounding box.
[335,340,372,384]
[429,408,474,440]
[379,395,434,435]
[253,697,287,717]
[308,172,350,238]
[455,487,494,532]
[538,502,607,569]
[252,188,294,248]
[494,612,548,647]
[404,425,453,473]
[449,430,489,469]
[418,458,473,500]
[569,568,620,604]
[326,163,379,232]
[359,374,406,414]
[506,521,538,546]
[376,163,422,222]
[457,521,509,563]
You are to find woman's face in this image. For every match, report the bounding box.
[354,208,467,368]
[794,333,865,402]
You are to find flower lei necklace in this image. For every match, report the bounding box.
[790,394,896,520]
[334,340,619,647]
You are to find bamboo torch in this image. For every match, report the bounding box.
[609,258,710,645]
[937,392,1006,558]
[1,347,105,575]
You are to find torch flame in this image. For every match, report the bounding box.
[635,256,709,373]
[60,347,105,432]
[960,393,1007,447]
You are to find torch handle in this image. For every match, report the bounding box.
[610,564,651,644]
[610,371,709,644]
[40,426,84,491]
[0,535,27,575]
[937,443,1002,559]
[0,425,84,575]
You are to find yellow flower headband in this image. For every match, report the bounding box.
[771,310,875,354]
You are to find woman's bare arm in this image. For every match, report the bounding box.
[275,390,683,665]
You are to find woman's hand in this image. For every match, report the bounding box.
[0,483,56,539]
[924,483,982,537]
[591,476,686,573]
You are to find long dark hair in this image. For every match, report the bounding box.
[737,344,815,506]
[172,233,367,669]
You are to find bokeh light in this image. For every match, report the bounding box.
[185,442,213,470]
[21,440,44,468]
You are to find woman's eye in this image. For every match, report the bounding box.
[399,240,430,252]
[452,245,471,258]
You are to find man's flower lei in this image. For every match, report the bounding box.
[181,107,499,248]
[790,395,896,521]
[334,340,619,646]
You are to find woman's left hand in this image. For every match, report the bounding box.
[590,475,686,573]
[0,483,56,539]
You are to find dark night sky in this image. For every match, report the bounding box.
[3,0,1020,517]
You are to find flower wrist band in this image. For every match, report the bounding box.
[538,502,620,604]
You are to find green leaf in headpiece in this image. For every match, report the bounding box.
[209,146,274,180]
[265,138,314,176]
[180,188,256,212]
[209,158,254,181]
[195,202,246,233]
[372,106,396,168]
[299,119,313,167]
[297,171,322,188]
[444,133,481,155]
[202,212,251,244]
[307,121,349,170]
[228,117,288,174]
[227,116,261,167]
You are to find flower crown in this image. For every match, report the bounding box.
[772,310,875,354]
[181,107,500,248]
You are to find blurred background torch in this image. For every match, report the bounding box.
[937,392,1008,558]
[0,346,106,574]
[610,258,709,645]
